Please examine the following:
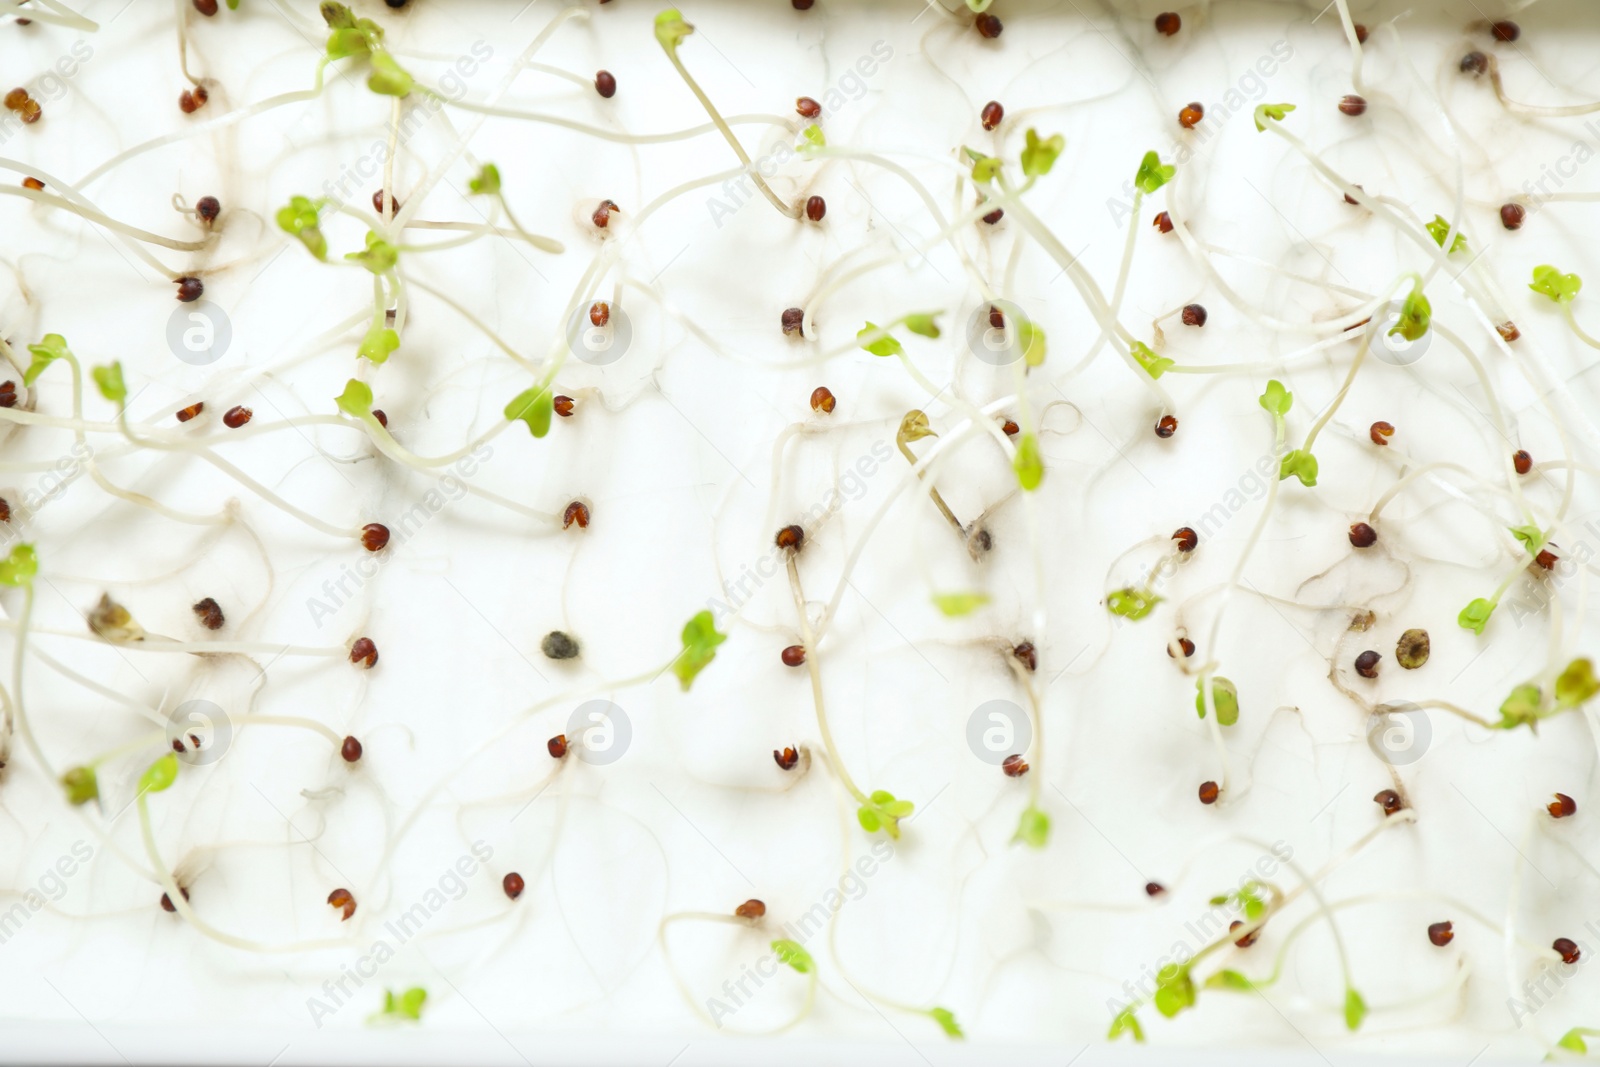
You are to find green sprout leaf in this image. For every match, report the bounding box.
[468,163,501,196]
[1253,102,1297,132]
[345,231,399,274]
[1555,658,1599,709]
[359,323,401,364]
[61,766,98,806]
[1509,524,1546,555]
[0,544,38,588]
[334,379,375,420]
[1424,215,1469,255]
[1017,319,1047,366]
[503,385,554,438]
[654,8,693,51]
[1343,988,1367,1031]
[138,753,179,795]
[326,26,369,60]
[367,51,414,96]
[1278,449,1318,487]
[1458,597,1495,636]
[1013,805,1050,848]
[1134,150,1175,195]
[1496,683,1543,730]
[25,333,71,386]
[275,196,327,260]
[373,986,427,1023]
[1258,379,1293,417]
[91,363,126,405]
[1109,1006,1145,1043]
[1107,587,1161,620]
[1530,265,1582,304]
[1129,340,1175,379]
[857,321,904,358]
[964,147,1003,183]
[1557,1029,1589,1053]
[1152,964,1196,1019]
[903,312,942,339]
[673,610,727,691]
[1013,431,1043,491]
[929,1007,964,1039]
[1020,128,1064,178]
[857,789,914,839]
[1390,288,1432,342]
[1205,969,1255,992]
[771,939,814,974]
[1195,676,1239,725]
[932,591,990,617]
[800,124,825,149]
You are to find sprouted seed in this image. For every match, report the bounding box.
[1428,921,1454,947]
[1548,793,1577,819]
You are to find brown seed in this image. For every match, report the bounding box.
[589,301,610,328]
[592,199,617,229]
[1168,636,1197,658]
[809,386,835,414]
[179,85,209,114]
[781,644,806,667]
[1145,881,1166,897]
[0,498,9,523]
[975,12,1002,37]
[1349,522,1378,548]
[1554,938,1580,964]
[1001,419,1019,436]
[195,195,220,222]
[192,597,224,631]
[1002,753,1029,778]
[172,738,186,753]
[1355,650,1381,678]
[792,0,813,8]
[981,100,1003,130]
[563,501,590,529]
[0,381,16,408]
[341,736,363,762]
[553,395,575,418]
[1548,792,1577,818]
[502,872,525,899]
[1173,526,1198,552]
[1497,321,1521,343]
[1198,780,1219,805]
[3,88,26,110]
[1513,449,1532,475]
[796,96,822,119]
[176,402,204,422]
[176,276,204,302]
[1428,921,1454,946]
[988,305,1004,330]
[1178,102,1204,129]
[1460,51,1488,75]
[360,523,390,552]
[222,405,251,428]
[160,886,190,912]
[781,307,805,337]
[1370,420,1394,445]
[735,899,766,919]
[547,734,568,759]
[594,70,616,98]
[350,637,378,668]
[1500,203,1525,230]
[327,887,356,921]
[21,177,43,191]
[1374,788,1402,816]
[19,99,40,123]
[1155,415,1178,439]
[372,189,400,215]
[1536,548,1557,570]
[1181,304,1207,327]
[1154,11,1180,35]
[1491,20,1520,42]
[775,524,804,550]
[805,195,826,222]
[541,632,580,660]
[1153,210,1174,233]
[1354,23,1369,43]
[193,0,218,15]
[774,746,800,770]
[372,409,388,429]
[1396,628,1430,669]
[1338,94,1367,116]
[1230,919,1259,948]
[1013,641,1037,672]
[982,207,1004,225]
